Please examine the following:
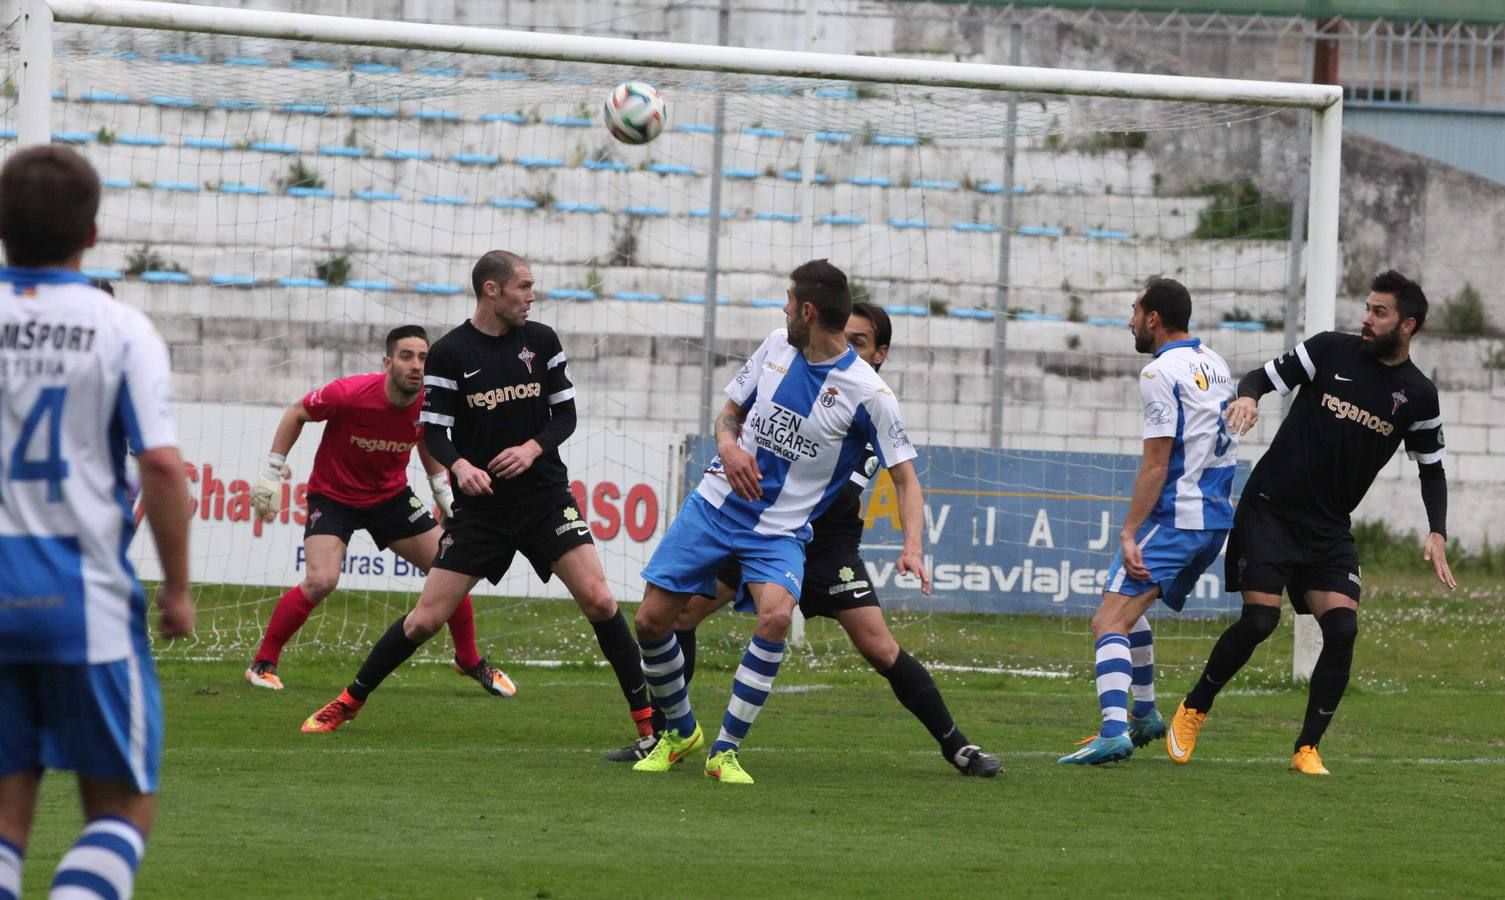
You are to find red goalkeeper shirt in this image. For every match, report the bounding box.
[303,373,423,508]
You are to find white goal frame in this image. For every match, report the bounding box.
[11,0,1342,679]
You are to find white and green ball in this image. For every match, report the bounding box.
[603,81,666,145]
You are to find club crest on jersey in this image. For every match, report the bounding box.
[309,509,323,527]
[1391,390,1408,415]
[439,532,454,558]
[518,346,536,373]
[819,386,839,408]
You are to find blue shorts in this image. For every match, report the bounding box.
[0,650,163,792]
[1105,522,1227,612]
[641,494,806,601]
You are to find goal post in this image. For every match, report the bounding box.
[11,0,1341,679]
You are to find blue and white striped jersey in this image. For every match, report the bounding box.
[0,268,177,665]
[1138,337,1238,530]
[697,329,916,538]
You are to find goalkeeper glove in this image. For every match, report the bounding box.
[430,471,455,521]
[251,452,288,523]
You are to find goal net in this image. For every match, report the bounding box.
[3,1,1341,685]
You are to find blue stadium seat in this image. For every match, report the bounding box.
[1016,311,1064,321]
[281,103,327,115]
[101,178,132,190]
[52,132,94,144]
[318,146,365,157]
[418,67,461,78]
[814,88,857,99]
[347,280,396,291]
[83,268,124,281]
[184,137,232,150]
[871,135,918,147]
[689,209,735,218]
[0,129,18,140]
[516,157,564,168]
[484,72,530,81]
[211,274,257,287]
[414,283,462,294]
[479,112,527,124]
[623,206,669,217]
[547,289,597,301]
[224,56,271,67]
[722,167,760,179]
[423,195,471,206]
[650,163,696,176]
[287,186,335,198]
[353,63,401,75]
[220,183,268,195]
[82,91,131,103]
[1088,316,1130,327]
[1219,321,1267,331]
[1084,228,1131,240]
[977,182,1027,194]
[887,305,928,316]
[354,190,402,201]
[614,292,664,302]
[416,109,461,121]
[675,124,717,134]
[277,277,326,288]
[814,131,852,143]
[951,222,999,233]
[384,149,432,161]
[349,107,396,118]
[216,100,262,111]
[545,116,592,128]
[117,135,165,146]
[142,271,192,284]
[288,59,335,70]
[149,96,198,108]
[819,215,866,225]
[450,153,498,165]
[158,53,204,65]
[949,308,996,320]
[743,127,786,138]
[1019,225,1065,237]
[755,212,801,223]
[888,218,930,229]
[490,198,538,210]
[749,298,784,308]
[849,175,892,187]
[914,179,958,191]
[250,141,299,154]
[554,202,605,214]
[681,295,731,305]
[780,171,830,183]
[583,160,629,172]
[152,181,199,192]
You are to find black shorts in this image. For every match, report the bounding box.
[431,491,594,584]
[1226,497,1362,610]
[304,489,437,551]
[714,544,879,620]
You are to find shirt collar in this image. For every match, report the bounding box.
[1154,337,1200,358]
[0,266,94,287]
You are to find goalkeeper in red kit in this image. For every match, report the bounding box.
[244,325,514,697]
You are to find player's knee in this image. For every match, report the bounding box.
[302,574,338,602]
[403,611,441,642]
[578,590,617,622]
[1088,606,1118,639]
[1318,606,1358,647]
[757,606,793,638]
[633,607,669,643]
[1235,603,1281,642]
[856,633,900,671]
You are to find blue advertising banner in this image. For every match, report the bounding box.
[683,438,1249,617]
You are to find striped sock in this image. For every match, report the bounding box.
[49,816,144,900]
[1129,616,1157,718]
[710,635,784,755]
[0,835,21,900]
[639,633,696,737]
[1095,633,1133,739]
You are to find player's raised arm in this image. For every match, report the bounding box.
[251,397,314,522]
[1224,331,1343,436]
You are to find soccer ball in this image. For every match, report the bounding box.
[603,81,666,145]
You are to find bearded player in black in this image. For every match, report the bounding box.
[1167,270,1455,775]
[604,301,1001,777]
[301,251,653,740]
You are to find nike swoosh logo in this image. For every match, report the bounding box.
[854,591,872,598]
[1168,727,1190,760]
[464,369,482,378]
[1318,708,1336,716]
[1334,374,1353,381]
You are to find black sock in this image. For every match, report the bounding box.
[1185,604,1281,712]
[675,628,698,685]
[347,616,422,703]
[591,610,650,713]
[882,649,968,758]
[1296,607,1358,751]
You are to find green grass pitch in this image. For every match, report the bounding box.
[15,572,1505,898]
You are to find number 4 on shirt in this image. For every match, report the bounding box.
[0,387,71,502]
